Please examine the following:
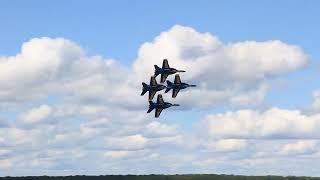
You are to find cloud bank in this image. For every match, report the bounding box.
[1,25,319,176]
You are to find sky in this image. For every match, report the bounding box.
[1,0,320,176]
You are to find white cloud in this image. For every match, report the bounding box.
[278,140,318,155]
[230,84,268,107]
[0,25,309,111]
[0,25,315,176]
[133,25,308,107]
[105,134,148,150]
[0,127,39,147]
[198,107,320,139]
[204,139,247,152]
[103,150,151,160]
[0,159,13,170]
[19,104,52,125]
[304,89,320,114]
[104,150,131,159]
[0,37,140,111]
[144,121,178,137]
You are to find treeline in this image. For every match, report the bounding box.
[0,175,319,180]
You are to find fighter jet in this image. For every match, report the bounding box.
[141,76,166,100]
[154,59,186,83]
[147,94,179,118]
[165,74,196,98]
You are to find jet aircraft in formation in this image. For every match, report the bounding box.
[141,59,196,117]
[141,76,166,100]
[165,74,197,98]
[147,94,180,118]
[154,59,186,83]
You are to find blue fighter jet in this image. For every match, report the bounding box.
[141,76,166,100]
[147,94,179,118]
[165,74,196,98]
[154,59,185,83]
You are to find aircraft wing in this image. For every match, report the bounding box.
[162,59,170,69]
[150,76,157,86]
[157,94,164,104]
[149,91,156,100]
[161,73,169,83]
[172,89,180,98]
[155,108,163,118]
[174,74,181,84]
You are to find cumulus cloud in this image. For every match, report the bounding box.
[0,25,315,176]
[0,25,309,111]
[105,134,148,150]
[104,150,151,160]
[104,150,132,159]
[203,139,247,152]
[134,25,308,107]
[304,89,320,114]
[0,37,140,110]
[198,107,320,139]
[278,140,318,155]
[144,121,178,138]
[19,104,52,125]
[0,38,81,103]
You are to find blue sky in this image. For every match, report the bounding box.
[1,1,319,60]
[1,0,320,176]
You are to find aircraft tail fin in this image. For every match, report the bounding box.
[154,65,161,77]
[165,80,172,93]
[141,82,149,96]
[147,101,155,113]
